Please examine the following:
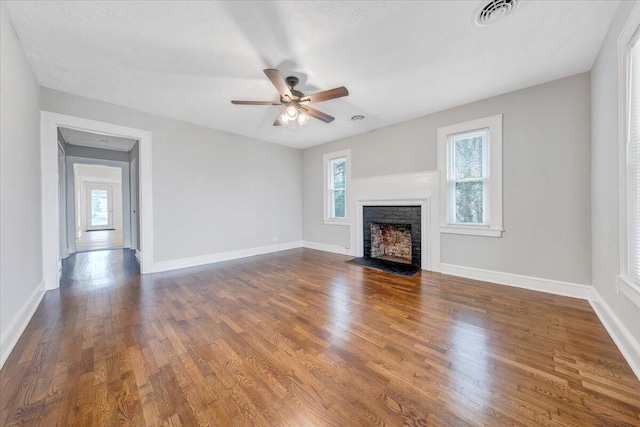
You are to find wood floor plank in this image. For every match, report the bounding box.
[1,248,639,426]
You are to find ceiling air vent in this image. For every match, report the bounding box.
[475,0,520,26]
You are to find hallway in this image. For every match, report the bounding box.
[75,229,124,252]
[60,248,137,284]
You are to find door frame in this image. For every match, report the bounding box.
[57,142,68,260]
[41,111,154,288]
[130,158,138,251]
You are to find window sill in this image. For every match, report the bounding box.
[440,225,503,237]
[324,218,350,226]
[617,275,640,308]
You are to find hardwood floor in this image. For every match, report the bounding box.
[1,248,639,426]
[75,229,124,252]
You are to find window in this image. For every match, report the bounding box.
[329,157,346,218]
[323,149,351,225]
[618,22,640,307]
[447,130,489,225]
[437,115,503,237]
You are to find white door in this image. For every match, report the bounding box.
[86,185,113,230]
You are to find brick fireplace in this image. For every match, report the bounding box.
[363,206,421,268]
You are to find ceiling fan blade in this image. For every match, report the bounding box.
[300,106,334,123]
[300,86,349,104]
[264,69,293,101]
[273,116,282,126]
[231,100,281,105]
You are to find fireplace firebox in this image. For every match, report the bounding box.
[363,206,421,267]
[370,223,413,264]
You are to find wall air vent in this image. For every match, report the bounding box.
[475,0,520,26]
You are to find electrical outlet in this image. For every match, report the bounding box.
[272,237,279,242]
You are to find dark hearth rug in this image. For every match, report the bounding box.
[346,257,420,277]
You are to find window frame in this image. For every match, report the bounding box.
[437,114,503,237]
[323,149,351,225]
[617,9,640,308]
[446,129,490,226]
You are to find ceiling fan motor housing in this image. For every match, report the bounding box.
[285,76,299,88]
[285,76,304,100]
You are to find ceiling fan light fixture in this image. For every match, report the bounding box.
[278,112,290,125]
[285,105,298,119]
[297,112,309,126]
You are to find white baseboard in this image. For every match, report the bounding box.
[0,278,46,369]
[302,241,352,256]
[134,249,141,263]
[440,263,592,300]
[589,289,640,381]
[152,241,303,273]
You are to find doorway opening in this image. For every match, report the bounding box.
[57,127,139,256]
[42,111,153,290]
[73,163,124,252]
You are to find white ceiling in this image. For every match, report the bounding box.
[4,1,619,149]
[60,127,137,152]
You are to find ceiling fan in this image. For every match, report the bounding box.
[231,69,349,128]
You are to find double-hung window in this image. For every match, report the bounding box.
[438,115,503,237]
[618,22,640,307]
[323,149,351,225]
[447,130,489,225]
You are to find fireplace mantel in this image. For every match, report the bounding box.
[348,171,440,272]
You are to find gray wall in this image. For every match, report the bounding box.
[591,1,640,345]
[0,6,43,354]
[303,73,592,285]
[41,88,303,263]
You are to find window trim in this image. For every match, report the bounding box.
[437,114,503,237]
[323,149,351,226]
[617,4,640,308]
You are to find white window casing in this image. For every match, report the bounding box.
[323,149,351,225]
[437,114,503,237]
[618,13,640,308]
